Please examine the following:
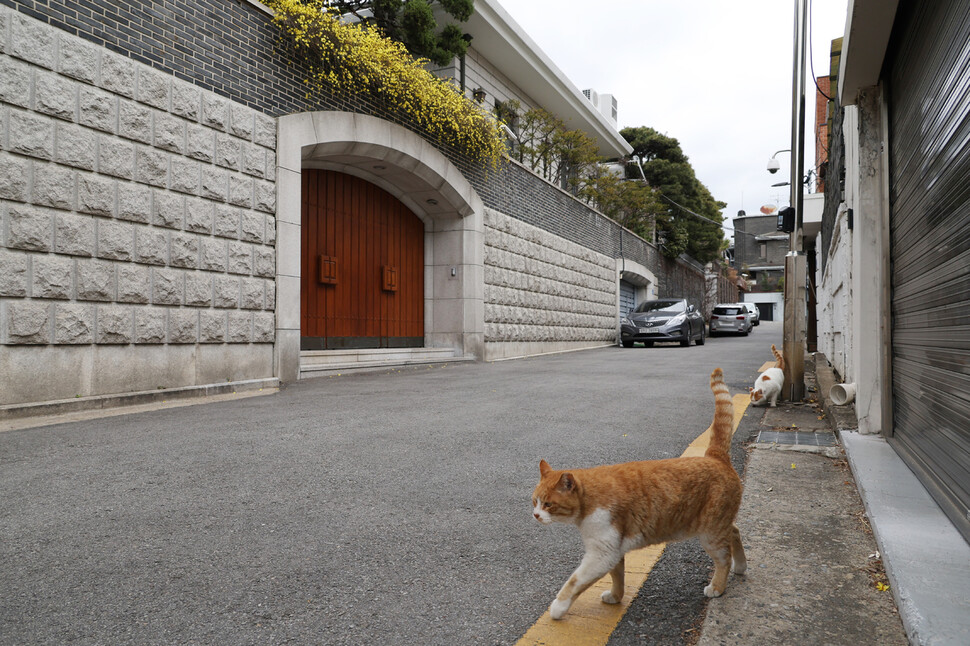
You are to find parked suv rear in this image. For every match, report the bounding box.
[709,304,751,336]
[739,302,760,326]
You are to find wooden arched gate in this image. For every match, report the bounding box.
[301,169,424,350]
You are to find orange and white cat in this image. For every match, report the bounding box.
[532,368,745,620]
[750,344,785,407]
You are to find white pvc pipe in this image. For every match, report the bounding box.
[830,383,857,406]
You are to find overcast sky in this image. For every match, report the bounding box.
[499,0,849,238]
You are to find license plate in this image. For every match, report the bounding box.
[638,327,651,333]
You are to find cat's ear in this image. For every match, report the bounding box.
[539,459,552,476]
[748,386,753,393]
[557,472,575,493]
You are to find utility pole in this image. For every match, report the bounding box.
[783,0,808,401]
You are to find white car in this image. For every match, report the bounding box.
[739,302,760,326]
[709,304,752,336]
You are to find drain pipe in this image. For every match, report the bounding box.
[633,156,657,245]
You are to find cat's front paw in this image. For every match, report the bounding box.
[549,598,571,620]
[601,590,621,604]
[704,584,723,598]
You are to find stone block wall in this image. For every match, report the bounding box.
[484,208,615,359]
[0,6,278,406]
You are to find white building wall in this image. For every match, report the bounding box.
[815,95,892,435]
[816,205,853,380]
[432,49,538,114]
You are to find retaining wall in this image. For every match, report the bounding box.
[484,208,615,360]
[0,1,711,411]
[0,6,277,406]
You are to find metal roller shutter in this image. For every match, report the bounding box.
[619,280,636,316]
[887,0,970,541]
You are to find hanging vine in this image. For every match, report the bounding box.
[267,0,507,170]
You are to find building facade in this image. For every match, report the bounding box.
[0,0,726,413]
[816,0,970,543]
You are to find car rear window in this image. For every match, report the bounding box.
[713,306,742,315]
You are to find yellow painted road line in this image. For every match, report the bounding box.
[757,360,780,372]
[516,393,750,646]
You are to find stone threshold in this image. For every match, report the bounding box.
[299,347,472,378]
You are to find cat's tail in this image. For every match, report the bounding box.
[771,344,785,371]
[706,368,735,463]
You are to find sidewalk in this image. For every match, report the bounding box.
[698,355,970,646]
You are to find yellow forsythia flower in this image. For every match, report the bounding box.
[266,0,506,170]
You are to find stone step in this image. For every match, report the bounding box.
[299,348,471,378]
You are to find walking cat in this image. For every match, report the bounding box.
[531,368,745,620]
[750,344,785,407]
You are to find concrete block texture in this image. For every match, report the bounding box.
[57,123,98,171]
[54,303,94,344]
[10,11,54,69]
[0,6,277,407]
[6,204,54,252]
[0,154,30,202]
[0,57,31,108]
[10,109,55,159]
[32,254,73,299]
[483,208,615,345]
[76,258,115,301]
[57,34,98,84]
[34,69,77,121]
[5,300,52,343]
[0,249,29,297]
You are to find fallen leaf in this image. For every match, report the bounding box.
[875,582,890,592]
[791,463,797,469]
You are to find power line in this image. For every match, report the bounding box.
[659,193,724,227]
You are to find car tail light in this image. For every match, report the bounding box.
[736,316,746,320]
[710,315,719,320]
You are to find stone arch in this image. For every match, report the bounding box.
[275,112,485,381]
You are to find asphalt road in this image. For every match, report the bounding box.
[1,322,782,645]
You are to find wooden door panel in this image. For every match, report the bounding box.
[301,169,424,349]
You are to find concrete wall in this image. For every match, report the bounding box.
[845,92,893,436]
[816,92,892,435]
[0,6,278,407]
[816,204,853,379]
[483,208,615,360]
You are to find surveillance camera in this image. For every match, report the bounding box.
[766,158,781,174]
[500,123,519,142]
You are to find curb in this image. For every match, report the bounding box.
[812,353,859,433]
[0,377,280,421]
